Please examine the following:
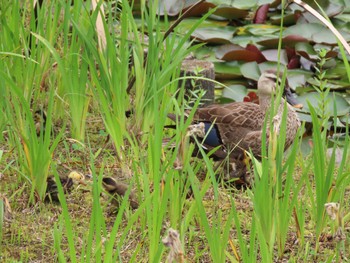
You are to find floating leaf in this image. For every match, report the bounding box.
[286,69,313,90]
[270,13,298,26]
[214,6,250,19]
[258,35,309,48]
[214,61,244,80]
[297,92,350,117]
[222,84,248,102]
[296,111,313,123]
[176,18,230,32]
[254,4,269,24]
[243,24,281,36]
[307,78,350,90]
[261,49,288,65]
[216,44,266,62]
[283,23,325,40]
[193,46,221,62]
[295,42,319,61]
[183,1,216,17]
[156,0,192,16]
[208,0,258,10]
[231,35,271,47]
[312,29,350,45]
[240,61,261,81]
[287,56,301,69]
[191,27,234,44]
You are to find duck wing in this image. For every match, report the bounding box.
[194,102,266,157]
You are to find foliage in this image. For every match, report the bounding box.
[0,0,349,262]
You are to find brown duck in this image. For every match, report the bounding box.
[169,69,301,184]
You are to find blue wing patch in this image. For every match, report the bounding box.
[201,122,222,147]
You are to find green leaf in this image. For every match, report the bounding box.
[297,92,350,117]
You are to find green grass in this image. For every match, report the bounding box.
[0,0,350,262]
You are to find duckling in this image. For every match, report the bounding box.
[102,177,139,210]
[45,176,74,203]
[33,109,47,137]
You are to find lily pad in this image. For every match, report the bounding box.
[283,23,325,40]
[183,1,216,17]
[214,6,250,19]
[243,24,281,36]
[258,35,309,48]
[296,110,313,123]
[156,0,194,16]
[295,42,319,61]
[312,29,350,45]
[261,49,288,65]
[240,62,260,81]
[193,46,222,62]
[156,0,225,16]
[214,61,244,80]
[307,78,350,90]
[191,27,234,44]
[176,18,230,32]
[286,69,314,91]
[270,13,298,26]
[216,44,266,62]
[254,4,270,24]
[222,84,248,102]
[208,0,259,10]
[300,3,344,22]
[240,61,283,81]
[231,35,271,47]
[297,91,350,117]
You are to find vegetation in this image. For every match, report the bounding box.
[0,0,349,262]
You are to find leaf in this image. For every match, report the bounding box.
[254,4,269,24]
[240,61,261,80]
[156,0,195,16]
[191,27,234,44]
[183,1,217,17]
[244,24,281,36]
[285,69,313,90]
[307,78,350,90]
[214,61,244,80]
[208,0,258,9]
[214,6,250,19]
[312,29,350,45]
[261,49,288,65]
[193,46,221,62]
[297,92,350,117]
[222,84,248,102]
[258,35,309,48]
[216,44,266,62]
[270,13,298,26]
[295,42,319,61]
[283,23,325,40]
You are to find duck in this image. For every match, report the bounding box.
[33,109,47,137]
[102,177,139,210]
[168,69,301,185]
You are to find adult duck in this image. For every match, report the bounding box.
[169,69,301,184]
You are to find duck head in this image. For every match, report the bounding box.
[257,69,300,108]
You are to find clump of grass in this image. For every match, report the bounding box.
[2,78,64,202]
[307,49,350,259]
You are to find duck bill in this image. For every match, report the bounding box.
[285,88,303,109]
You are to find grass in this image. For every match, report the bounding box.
[1,0,350,262]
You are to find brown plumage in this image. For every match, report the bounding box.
[168,70,301,185]
[102,177,139,210]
